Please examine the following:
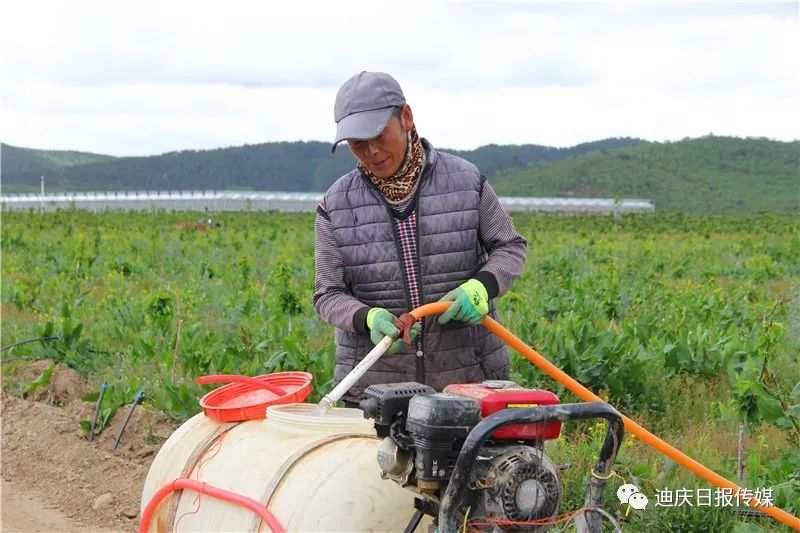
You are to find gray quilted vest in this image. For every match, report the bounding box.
[323,141,509,401]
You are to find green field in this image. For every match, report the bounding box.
[1,210,798,531]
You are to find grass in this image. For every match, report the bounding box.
[543,370,797,531]
[1,209,797,530]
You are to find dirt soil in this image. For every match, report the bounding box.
[1,379,177,532]
[1,479,116,533]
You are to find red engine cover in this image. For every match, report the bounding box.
[443,381,561,441]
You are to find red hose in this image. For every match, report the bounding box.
[140,478,285,533]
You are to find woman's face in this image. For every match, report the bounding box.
[348,105,414,179]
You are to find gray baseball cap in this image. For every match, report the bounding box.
[331,71,406,153]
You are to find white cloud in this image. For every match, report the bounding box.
[1,1,797,155]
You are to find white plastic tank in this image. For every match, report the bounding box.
[141,404,429,532]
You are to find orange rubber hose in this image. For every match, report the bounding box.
[411,302,800,530]
[140,478,285,533]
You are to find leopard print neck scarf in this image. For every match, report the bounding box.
[359,128,426,204]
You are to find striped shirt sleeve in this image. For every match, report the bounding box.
[476,181,528,298]
[313,211,370,333]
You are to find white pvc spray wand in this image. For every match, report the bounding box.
[317,335,394,413]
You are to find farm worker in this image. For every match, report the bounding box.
[313,71,528,405]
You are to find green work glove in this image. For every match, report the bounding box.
[367,308,420,354]
[437,279,489,325]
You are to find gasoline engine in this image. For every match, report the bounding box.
[360,380,624,533]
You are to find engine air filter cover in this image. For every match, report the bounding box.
[405,393,481,439]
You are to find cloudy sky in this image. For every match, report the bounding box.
[1,1,797,156]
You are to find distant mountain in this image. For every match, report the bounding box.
[0,138,645,194]
[445,137,645,177]
[4,136,796,214]
[491,136,800,214]
[1,144,116,189]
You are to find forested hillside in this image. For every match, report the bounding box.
[3,136,797,214]
[491,136,799,214]
[1,138,643,193]
[1,144,116,184]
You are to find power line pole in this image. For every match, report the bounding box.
[40,175,45,213]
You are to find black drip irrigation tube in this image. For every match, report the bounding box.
[438,402,625,533]
[88,383,108,442]
[112,390,145,453]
